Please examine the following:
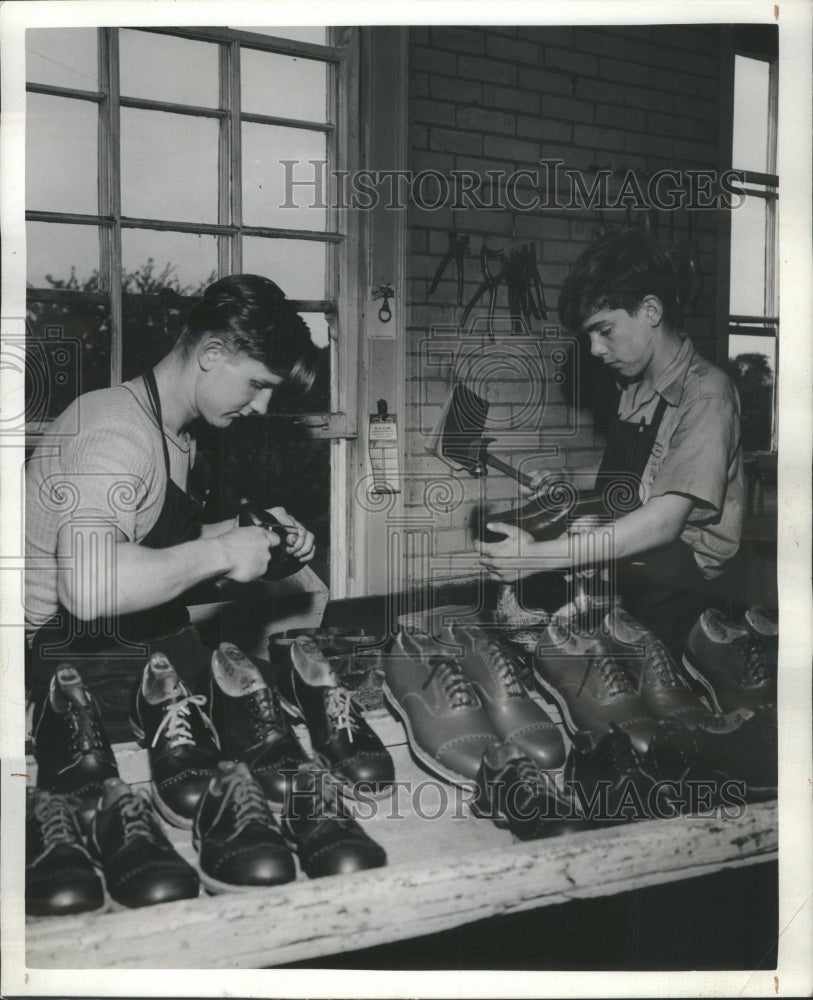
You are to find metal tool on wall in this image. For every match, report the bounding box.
[424,382,536,488]
[457,241,548,338]
[429,231,469,305]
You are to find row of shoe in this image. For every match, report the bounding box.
[384,624,565,785]
[381,613,777,839]
[28,642,391,915]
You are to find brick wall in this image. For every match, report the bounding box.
[403,24,725,584]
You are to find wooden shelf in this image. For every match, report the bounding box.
[25,707,778,970]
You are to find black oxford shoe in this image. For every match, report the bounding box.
[278,637,395,798]
[89,778,199,908]
[209,643,310,808]
[130,653,221,828]
[193,761,296,891]
[26,787,104,917]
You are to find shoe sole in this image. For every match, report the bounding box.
[680,654,724,715]
[278,694,396,802]
[381,682,480,789]
[198,867,296,895]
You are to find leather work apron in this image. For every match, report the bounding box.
[28,369,213,740]
[598,391,711,662]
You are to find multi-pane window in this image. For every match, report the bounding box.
[25,26,357,570]
[727,47,779,453]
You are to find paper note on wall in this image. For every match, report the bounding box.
[369,411,400,494]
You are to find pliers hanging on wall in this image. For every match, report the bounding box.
[460,244,506,339]
[429,230,470,305]
[504,243,548,333]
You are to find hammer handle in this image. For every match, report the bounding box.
[483,453,535,489]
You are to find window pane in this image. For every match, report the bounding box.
[27,222,100,290]
[27,295,111,421]
[26,93,98,214]
[122,292,198,381]
[119,30,220,107]
[121,229,218,293]
[242,237,327,299]
[121,108,218,223]
[242,123,327,230]
[730,196,768,316]
[237,27,328,45]
[727,336,776,451]
[26,28,98,89]
[732,56,770,173]
[241,48,327,122]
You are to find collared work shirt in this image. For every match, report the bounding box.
[616,337,743,579]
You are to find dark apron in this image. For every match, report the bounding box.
[28,369,213,740]
[597,391,711,661]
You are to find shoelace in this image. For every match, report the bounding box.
[34,794,79,850]
[292,765,353,826]
[246,688,285,744]
[643,641,682,688]
[734,635,772,688]
[324,686,360,743]
[117,793,159,843]
[151,694,211,750]
[65,703,108,758]
[482,641,525,698]
[423,656,477,709]
[228,774,271,831]
[577,654,635,700]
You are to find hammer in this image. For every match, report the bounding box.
[424,382,537,488]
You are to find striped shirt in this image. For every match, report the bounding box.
[25,377,194,627]
[616,336,743,579]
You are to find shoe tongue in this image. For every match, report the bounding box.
[211,759,244,794]
[99,777,131,810]
[143,652,185,704]
[212,643,266,697]
[52,665,91,711]
[291,637,337,687]
[702,610,748,644]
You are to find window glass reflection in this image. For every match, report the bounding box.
[241,48,327,122]
[732,56,770,173]
[26,93,98,214]
[26,28,98,89]
[729,195,767,316]
[27,222,100,289]
[121,229,218,292]
[242,123,327,230]
[120,30,220,107]
[242,237,327,300]
[121,108,219,222]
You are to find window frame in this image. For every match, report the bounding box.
[724,31,779,453]
[25,24,359,441]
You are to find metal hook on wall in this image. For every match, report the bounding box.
[372,283,394,323]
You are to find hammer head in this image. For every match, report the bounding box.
[425,383,492,476]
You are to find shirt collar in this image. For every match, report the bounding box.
[653,336,695,406]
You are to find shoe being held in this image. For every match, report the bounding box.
[384,629,501,784]
[209,642,310,808]
[130,652,221,828]
[26,787,104,917]
[88,778,199,908]
[278,636,395,798]
[193,761,296,892]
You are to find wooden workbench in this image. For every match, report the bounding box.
[25,705,778,969]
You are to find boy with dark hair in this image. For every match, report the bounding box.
[480,231,744,663]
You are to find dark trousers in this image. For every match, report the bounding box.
[616,541,732,664]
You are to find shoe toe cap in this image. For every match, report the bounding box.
[115,864,200,907]
[305,839,387,879]
[212,844,297,887]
